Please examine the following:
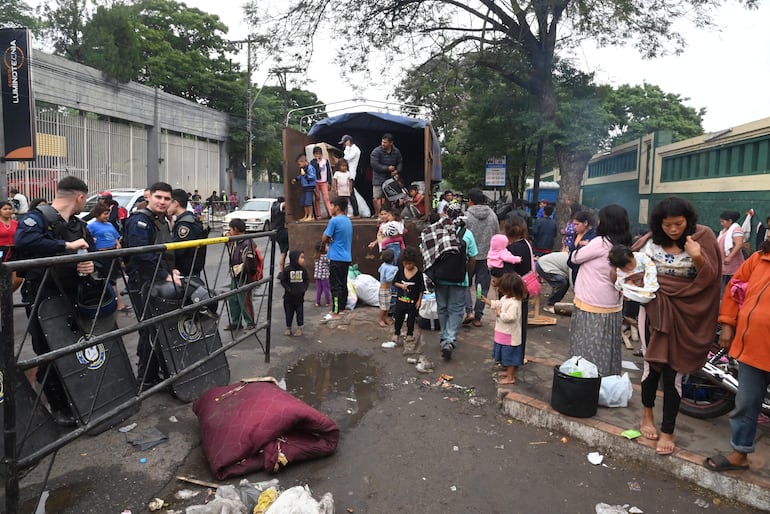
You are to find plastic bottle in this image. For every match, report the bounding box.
[77,248,89,276]
[476,284,482,299]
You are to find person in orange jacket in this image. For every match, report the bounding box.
[704,238,770,473]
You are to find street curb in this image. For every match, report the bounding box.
[500,390,770,511]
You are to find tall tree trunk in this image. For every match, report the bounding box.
[555,147,593,232]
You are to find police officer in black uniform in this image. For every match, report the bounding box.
[14,176,95,426]
[169,188,207,277]
[123,182,179,389]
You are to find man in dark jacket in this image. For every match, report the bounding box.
[279,248,309,336]
[370,133,403,213]
[532,204,557,256]
[124,182,177,388]
[15,176,95,425]
[169,188,207,277]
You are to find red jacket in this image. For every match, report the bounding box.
[718,250,770,371]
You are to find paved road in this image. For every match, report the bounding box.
[7,248,762,513]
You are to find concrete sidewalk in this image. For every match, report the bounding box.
[498,306,770,511]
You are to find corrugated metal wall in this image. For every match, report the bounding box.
[6,109,221,200]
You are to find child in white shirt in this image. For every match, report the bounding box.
[608,244,659,304]
[481,272,528,385]
[332,158,353,207]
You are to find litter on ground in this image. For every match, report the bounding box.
[587,452,604,465]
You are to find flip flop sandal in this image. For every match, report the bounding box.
[703,454,749,472]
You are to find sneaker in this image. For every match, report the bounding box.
[395,334,405,347]
[441,343,454,361]
[543,305,555,314]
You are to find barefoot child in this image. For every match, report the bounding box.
[279,249,309,336]
[481,272,528,385]
[377,248,397,327]
[314,242,331,307]
[291,153,316,221]
[392,246,425,345]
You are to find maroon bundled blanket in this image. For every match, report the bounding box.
[192,380,339,479]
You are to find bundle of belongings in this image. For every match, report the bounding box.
[192,377,339,479]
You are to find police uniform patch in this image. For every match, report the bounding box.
[23,217,37,227]
[137,221,148,229]
[178,225,190,238]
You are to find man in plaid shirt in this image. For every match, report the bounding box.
[420,204,477,360]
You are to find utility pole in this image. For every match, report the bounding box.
[233,38,260,198]
[271,67,301,127]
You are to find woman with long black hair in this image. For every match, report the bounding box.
[568,204,632,377]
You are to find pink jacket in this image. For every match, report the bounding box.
[487,234,521,270]
[572,236,622,309]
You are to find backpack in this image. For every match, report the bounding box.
[237,240,264,282]
[382,177,406,202]
[427,226,467,283]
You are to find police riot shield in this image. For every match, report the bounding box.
[148,282,230,403]
[37,295,139,435]
[0,367,59,475]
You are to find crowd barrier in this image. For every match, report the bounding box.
[0,231,275,513]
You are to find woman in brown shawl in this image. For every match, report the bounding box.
[631,197,721,455]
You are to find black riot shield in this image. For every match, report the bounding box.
[148,283,229,403]
[0,367,59,474]
[37,295,139,435]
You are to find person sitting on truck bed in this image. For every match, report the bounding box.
[370,133,403,214]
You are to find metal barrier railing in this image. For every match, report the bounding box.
[0,231,275,513]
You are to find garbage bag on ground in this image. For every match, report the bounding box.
[353,274,380,307]
[346,280,358,310]
[598,373,633,408]
[185,485,245,514]
[559,356,599,378]
[347,264,361,280]
[265,485,334,514]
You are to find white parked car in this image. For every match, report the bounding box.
[79,188,146,219]
[223,198,277,232]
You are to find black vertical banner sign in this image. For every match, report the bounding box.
[1,28,36,161]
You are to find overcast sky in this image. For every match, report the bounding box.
[190,1,768,133]
[26,0,768,133]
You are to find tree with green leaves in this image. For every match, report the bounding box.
[604,83,705,148]
[38,0,89,62]
[246,0,754,220]
[81,4,140,83]
[0,0,37,29]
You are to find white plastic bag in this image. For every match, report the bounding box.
[418,292,438,320]
[558,356,599,378]
[354,189,371,218]
[598,373,633,408]
[264,485,334,514]
[346,280,358,310]
[353,274,380,307]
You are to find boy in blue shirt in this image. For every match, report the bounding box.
[292,153,316,221]
[322,197,353,320]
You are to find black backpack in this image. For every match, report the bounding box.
[427,226,467,283]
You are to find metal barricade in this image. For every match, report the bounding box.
[0,231,275,513]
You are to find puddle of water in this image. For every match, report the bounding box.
[19,482,82,514]
[286,352,379,430]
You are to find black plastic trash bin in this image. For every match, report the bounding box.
[550,366,601,418]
